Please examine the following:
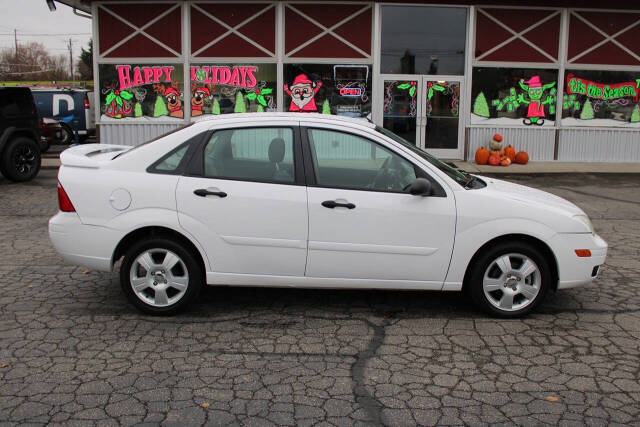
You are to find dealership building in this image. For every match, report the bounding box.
[61,0,640,161]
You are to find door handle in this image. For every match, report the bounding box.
[322,200,355,209]
[194,188,227,198]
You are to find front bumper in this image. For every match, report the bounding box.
[48,211,123,272]
[553,232,608,290]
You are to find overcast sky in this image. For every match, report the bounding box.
[0,0,92,58]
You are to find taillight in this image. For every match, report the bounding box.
[84,97,90,110]
[58,182,76,212]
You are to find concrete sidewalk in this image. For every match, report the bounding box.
[450,161,640,174]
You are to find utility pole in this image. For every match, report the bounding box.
[67,38,73,80]
[14,29,18,55]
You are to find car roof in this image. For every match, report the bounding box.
[191,112,376,130]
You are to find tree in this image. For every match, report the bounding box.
[631,105,640,123]
[77,39,93,80]
[153,95,168,117]
[580,98,594,120]
[473,92,490,118]
[134,102,143,117]
[0,42,69,81]
[256,104,264,112]
[234,91,246,113]
[212,98,221,115]
[322,99,331,115]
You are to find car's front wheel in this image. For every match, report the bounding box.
[467,242,550,318]
[120,238,203,315]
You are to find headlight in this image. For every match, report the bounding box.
[573,214,594,233]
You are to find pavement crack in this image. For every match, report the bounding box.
[350,317,390,426]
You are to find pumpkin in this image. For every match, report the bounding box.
[515,151,529,164]
[493,133,503,143]
[500,157,511,166]
[475,147,490,165]
[488,153,501,166]
[504,145,516,161]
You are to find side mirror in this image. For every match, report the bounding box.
[408,178,432,196]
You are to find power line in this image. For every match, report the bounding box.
[0,33,91,36]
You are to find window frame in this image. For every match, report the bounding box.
[185,125,306,186]
[300,126,445,197]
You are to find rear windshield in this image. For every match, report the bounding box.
[112,122,194,159]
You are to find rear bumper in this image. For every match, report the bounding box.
[48,211,123,272]
[553,233,608,290]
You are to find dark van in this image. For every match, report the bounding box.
[32,88,95,143]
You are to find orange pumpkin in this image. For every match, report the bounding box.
[504,145,516,161]
[475,147,490,165]
[515,151,529,164]
[500,157,511,166]
[488,153,501,166]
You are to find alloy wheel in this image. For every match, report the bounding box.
[482,253,541,312]
[129,248,189,307]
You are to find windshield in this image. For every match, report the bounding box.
[375,126,470,186]
[112,122,195,160]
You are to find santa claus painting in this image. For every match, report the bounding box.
[284,74,322,112]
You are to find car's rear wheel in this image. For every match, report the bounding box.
[468,242,550,318]
[120,238,203,315]
[1,137,41,182]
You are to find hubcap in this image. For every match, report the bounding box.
[482,253,541,312]
[129,249,189,308]
[14,145,36,175]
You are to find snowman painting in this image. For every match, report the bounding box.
[518,75,555,126]
[284,74,322,112]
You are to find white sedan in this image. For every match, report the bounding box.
[49,113,607,317]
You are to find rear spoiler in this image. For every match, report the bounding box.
[59,144,132,169]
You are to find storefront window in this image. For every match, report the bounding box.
[381,6,466,75]
[189,64,277,115]
[563,70,640,127]
[471,67,558,126]
[98,64,184,121]
[283,64,371,118]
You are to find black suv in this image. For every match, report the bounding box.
[0,87,42,182]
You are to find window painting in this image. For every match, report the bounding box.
[283,64,371,118]
[562,70,640,127]
[98,64,184,121]
[471,67,558,126]
[190,64,277,115]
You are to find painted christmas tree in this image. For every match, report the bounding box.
[631,104,640,123]
[322,100,331,115]
[134,102,143,117]
[234,91,246,113]
[256,104,264,112]
[473,92,490,118]
[153,95,168,117]
[212,99,220,115]
[580,98,594,120]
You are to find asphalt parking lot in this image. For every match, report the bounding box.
[1,168,639,426]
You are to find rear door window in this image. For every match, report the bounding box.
[204,127,296,184]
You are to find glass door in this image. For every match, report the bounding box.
[380,76,463,159]
[420,77,462,159]
[382,76,420,145]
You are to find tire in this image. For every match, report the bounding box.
[1,137,41,182]
[59,123,74,145]
[467,241,550,318]
[120,237,203,315]
[40,139,50,153]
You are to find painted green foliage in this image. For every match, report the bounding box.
[234,91,246,113]
[212,99,220,115]
[631,105,640,123]
[473,92,490,118]
[580,98,594,120]
[134,103,142,117]
[322,100,331,115]
[153,95,168,117]
[246,88,273,108]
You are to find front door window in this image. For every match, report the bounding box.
[425,80,460,149]
[382,80,418,144]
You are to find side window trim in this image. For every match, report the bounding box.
[191,125,305,186]
[300,126,446,197]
